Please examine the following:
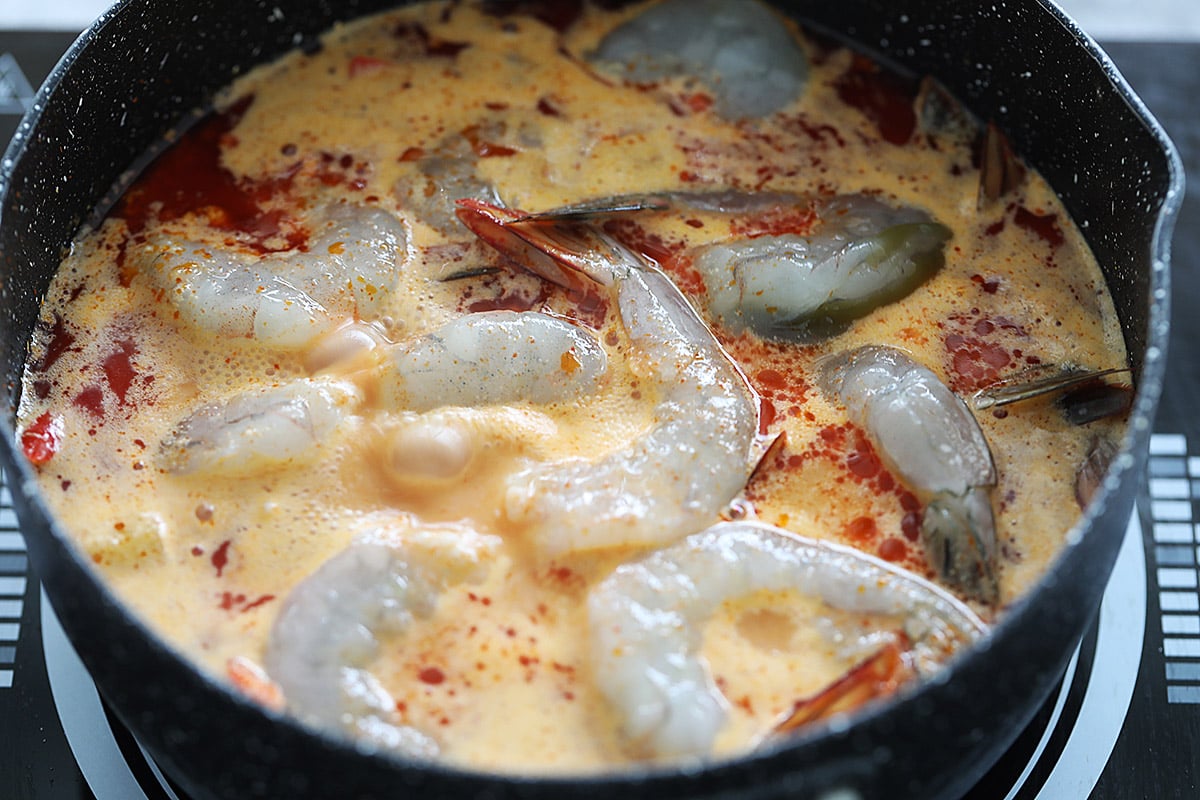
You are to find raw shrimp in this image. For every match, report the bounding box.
[497,192,950,342]
[137,204,407,349]
[158,377,361,475]
[265,523,502,758]
[372,310,608,412]
[588,521,986,760]
[456,200,760,557]
[818,345,999,604]
[590,0,809,119]
[693,194,951,341]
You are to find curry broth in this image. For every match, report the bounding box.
[17,0,1126,773]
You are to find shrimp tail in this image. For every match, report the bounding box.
[455,198,617,291]
[923,487,999,606]
[770,633,914,736]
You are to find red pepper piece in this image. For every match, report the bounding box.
[22,412,64,465]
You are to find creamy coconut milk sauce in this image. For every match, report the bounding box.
[17,0,1129,774]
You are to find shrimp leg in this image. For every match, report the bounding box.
[265,524,501,758]
[588,521,986,760]
[457,200,761,557]
[818,345,1000,605]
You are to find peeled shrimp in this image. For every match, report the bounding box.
[138,204,407,349]
[456,200,760,556]
[818,346,999,604]
[265,523,501,758]
[590,0,809,119]
[694,194,951,341]
[588,521,987,760]
[158,377,361,475]
[373,310,608,412]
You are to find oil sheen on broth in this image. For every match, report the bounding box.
[16,0,1130,774]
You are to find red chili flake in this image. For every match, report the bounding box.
[877,537,908,562]
[833,54,917,146]
[754,369,788,392]
[211,539,231,577]
[399,147,426,162]
[348,55,391,77]
[536,97,562,117]
[241,594,276,613]
[943,312,1027,393]
[758,397,778,434]
[114,95,306,253]
[461,124,518,158]
[418,667,446,685]
[32,315,77,373]
[21,412,64,464]
[1014,206,1064,249]
[778,114,847,148]
[72,386,105,418]
[730,204,818,239]
[604,219,703,295]
[846,448,880,479]
[191,546,205,557]
[102,339,137,404]
[219,592,247,611]
[468,290,542,314]
[970,274,1002,294]
[842,516,878,546]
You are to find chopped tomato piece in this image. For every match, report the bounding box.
[349,55,391,77]
[21,412,64,465]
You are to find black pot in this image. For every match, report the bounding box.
[0,2,1181,798]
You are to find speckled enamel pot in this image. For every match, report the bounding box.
[0,2,1180,798]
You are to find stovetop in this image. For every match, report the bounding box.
[0,32,1197,800]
